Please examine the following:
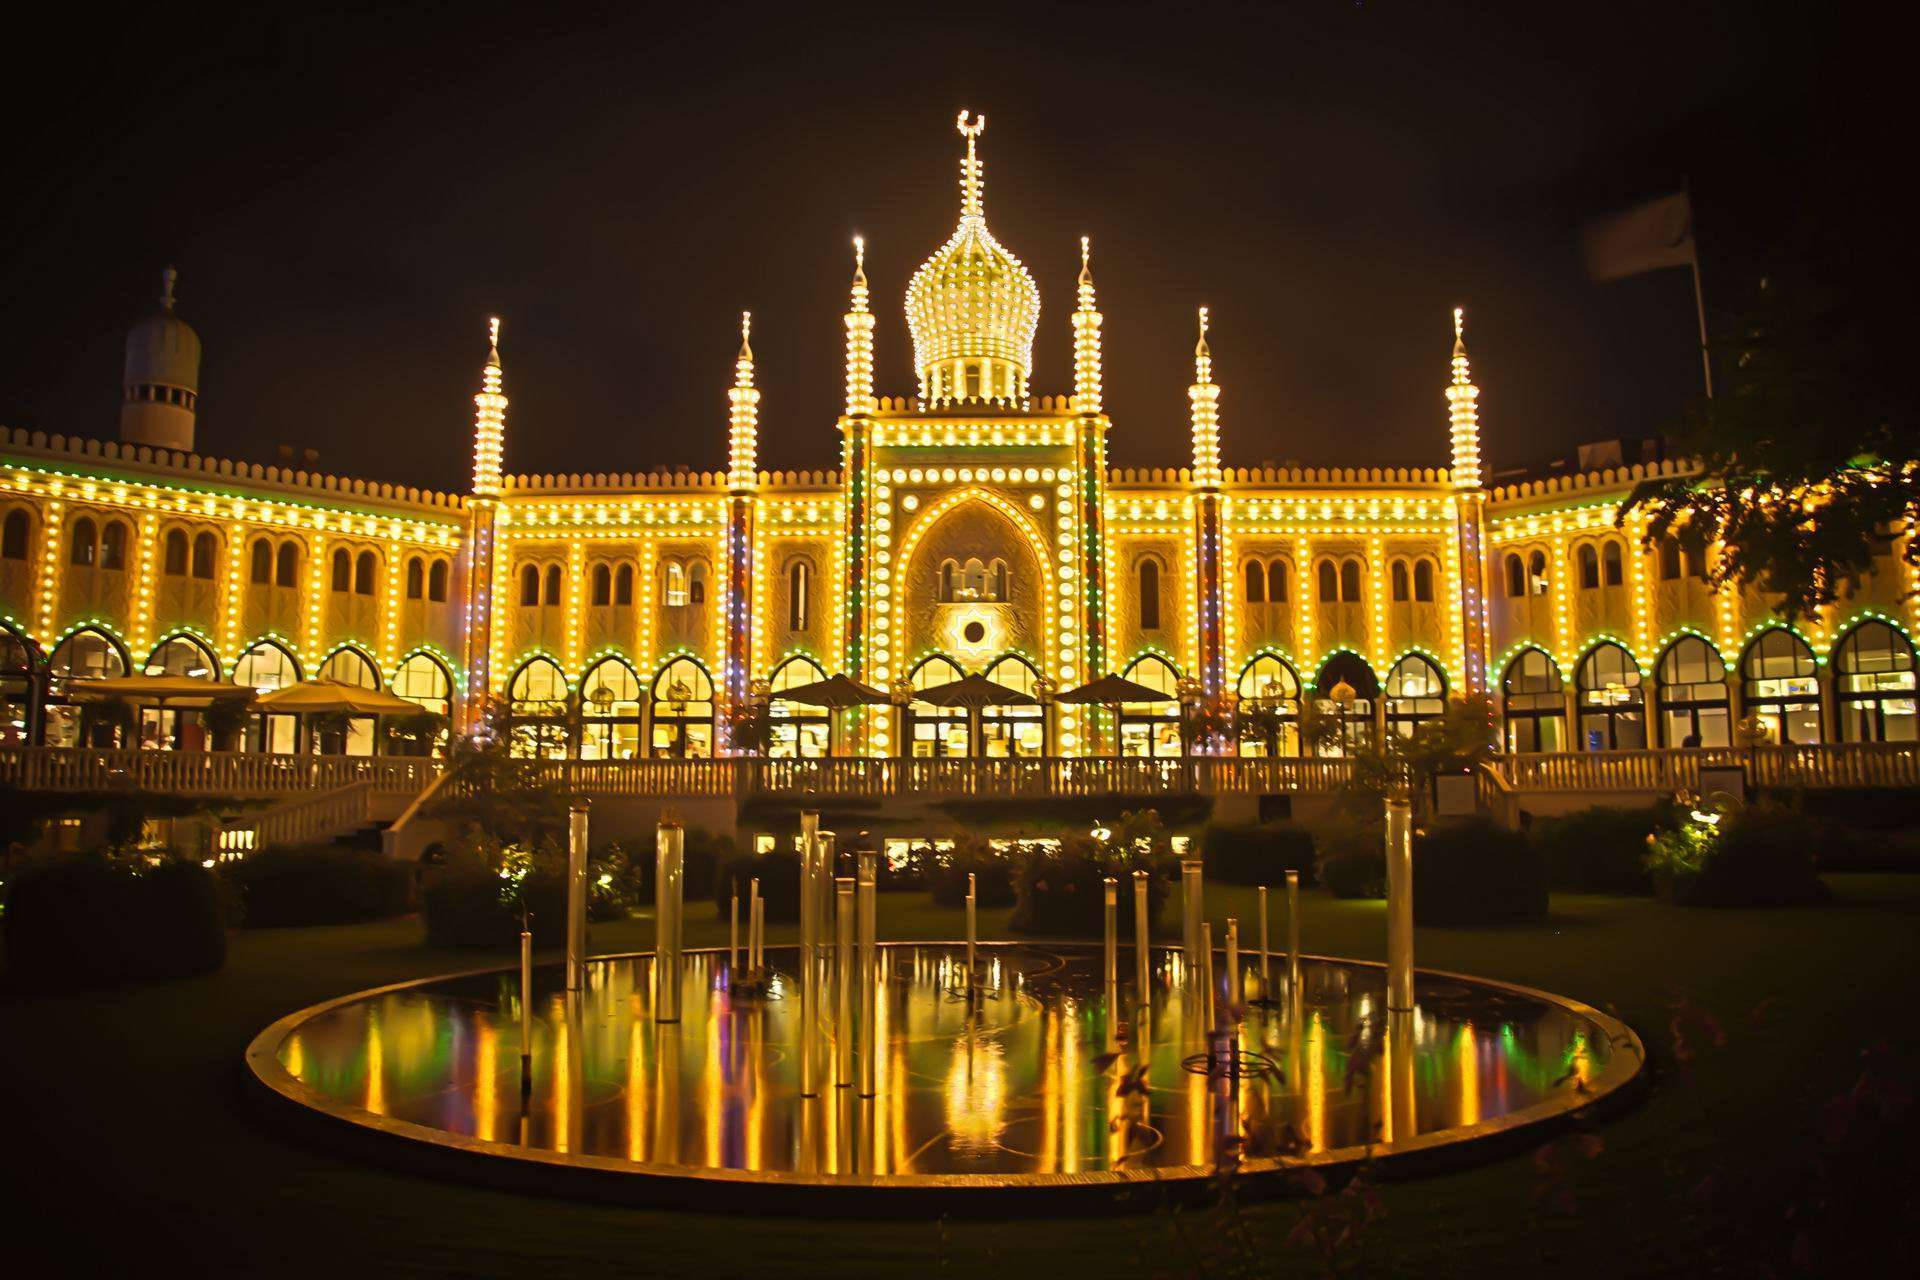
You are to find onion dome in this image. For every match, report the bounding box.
[905,111,1040,407]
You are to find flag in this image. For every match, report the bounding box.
[1582,191,1695,282]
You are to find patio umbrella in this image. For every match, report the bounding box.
[911,673,1037,708]
[1056,673,1175,755]
[770,674,892,708]
[254,679,425,717]
[65,674,254,707]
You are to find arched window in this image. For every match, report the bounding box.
[145,634,218,679]
[769,655,831,758]
[1267,560,1288,603]
[1385,654,1447,736]
[69,517,97,567]
[1527,549,1548,595]
[331,548,353,592]
[1235,653,1302,757]
[788,560,812,631]
[1390,560,1409,602]
[391,653,453,719]
[1119,654,1183,758]
[164,529,190,576]
[1244,560,1265,604]
[1,509,28,560]
[543,563,562,606]
[1312,651,1378,756]
[1575,642,1645,750]
[1137,558,1161,630]
[938,560,959,603]
[233,641,300,693]
[1577,544,1601,590]
[1502,648,1565,752]
[405,556,425,600]
[1505,553,1526,599]
[1602,540,1624,587]
[909,654,969,757]
[519,564,540,607]
[507,656,571,759]
[1413,560,1435,603]
[649,657,715,758]
[192,531,217,580]
[250,538,273,584]
[319,647,379,689]
[981,654,1044,757]
[0,623,34,745]
[613,562,633,606]
[688,561,707,606]
[273,542,298,588]
[427,558,448,602]
[1317,559,1338,603]
[100,520,126,570]
[1659,538,1683,581]
[1740,629,1821,745]
[1655,636,1729,747]
[1340,559,1362,602]
[41,627,128,746]
[590,562,612,607]
[352,550,376,596]
[664,561,687,607]
[989,558,1010,601]
[579,657,643,760]
[1834,621,1917,743]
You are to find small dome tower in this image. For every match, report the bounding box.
[119,266,201,452]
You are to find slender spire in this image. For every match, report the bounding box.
[1072,235,1103,414]
[1189,307,1222,489]
[728,310,760,492]
[471,316,506,498]
[845,235,874,415]
[957,109,986,221]
[1447,306,1483,490]
[160,265,178,312]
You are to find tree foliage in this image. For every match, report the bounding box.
[1620,271,1915,620]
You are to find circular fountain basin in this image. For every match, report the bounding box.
[247,944,1641,1211]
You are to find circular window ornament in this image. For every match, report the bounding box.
[962,620,987,645]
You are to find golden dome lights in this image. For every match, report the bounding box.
[472,316,507,498]
[1447,306,1483,491]
[728,311,760,493]
[905,111,1041,408]
[1189,307,1222,490]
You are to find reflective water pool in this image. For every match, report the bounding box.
[259,945,1637,1188]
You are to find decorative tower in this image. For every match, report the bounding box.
[904,111,1041,407]
[722,312,759,737]
[1189,307,1227,702]
[845,236,874,416]
[1448,307,1491,696]
[1071,236,1110,740]
[840,238,876,726]
[461,318,507,732]
[119,266,201,453]
[1072,236,1103,415]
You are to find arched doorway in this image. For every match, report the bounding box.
[981,654,1044,757]
[1575,642,1645,750]
[1311,651,1378,756]
[234,640,302,753]
[1235,653,1302,756]
[648,657,714,758]
[1834,621,1917,742]
[390,652,454,755]
[908,655,967,757]
[1120,654,1183,758]
[1384,653,1447,738]
[1654,636,1729,747]
[579,656,643,760]
[142,634,221,750]
[42,628,128,747]
[1501,647,1565,752]
[768,655,831,758]
[317,646,380,755]
[1740,629,1821,744]
[507,657,572,759]
[1,623,39,746]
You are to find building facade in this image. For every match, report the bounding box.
[3,114,1916,758]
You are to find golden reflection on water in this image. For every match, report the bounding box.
[1457,1022,1480,1128]
[945,1029,1007,1152]
[475,1020,496,1143]
[1305,1010,1326,1153]
[364,1004,384,1115]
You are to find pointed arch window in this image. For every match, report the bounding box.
[613,562,633,606]
[1137,558,1162,631]
[1655,636,1729,747]
[788,560,812,631]
[1741,629,1821,745]
[69,517,97,567]
[591,563,613,607]
[145,634,218,679]
[233,641,300,693]
[1575,642,1645,750]
[507,656,571,759]
[519,564,540,607]
[1501,648,1565,752]
[1385,653,1447,736]
[1235,653,1301,757]
[405,556,425,600]
[1119,654,1184,758]
[1244,560,1265,604]
[1390,560,1409,602]
[1267,560,1288,603]
[41,627,128,747]
[192,531,217,580]
[331,548,352,592]
[543,563,562,606]
[353,550,377,596]
[908,654,969,757]
[1,509,29,560]
[769,655,831,758]
[1834,621,1917,743]
[319,647,379,689]
[427,558,449,602]
[649,657,715,758]
[391,652,453,727]
[250,538,273,584]
[165,529,190,576]
[1312,650,1378,756]
[579,657,642,760]
[981,654,1044,757]
[1505,553,1526,598]
[1413,559,1435,603]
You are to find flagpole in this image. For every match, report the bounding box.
[1684,175,1713,399]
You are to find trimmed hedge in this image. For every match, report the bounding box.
[1530,803,1668,895]
[1413,817,1548,925]
[714,850,803,922]
[5,853,226,987]
[223,844,415,927]
[1321,851,1386,899]
[1670,809,1830,907]
[421,866,567,948]
[1009,845,1167,937]
[1201,822,1316,886]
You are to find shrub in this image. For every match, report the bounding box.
[5,852,226,987]
[600,829,728,908]
[1202,822,1316,886]
[1655,806,1830,907]
[713,849,803,922]
[930,842,1016,909]
[222,844,414,927]
[1530,802,1671,895]
[1321,851,1386,899]
[420,862,567,948]
[1413,817,1548,925]
[1008,839,1168,937]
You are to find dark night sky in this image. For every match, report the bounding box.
[0,2,1900,493]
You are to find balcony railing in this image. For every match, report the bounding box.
[212,781,374,860]
[1490,743,1920,793]
[0,748,439,798]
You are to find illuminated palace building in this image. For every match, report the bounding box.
[3,114,1916,763]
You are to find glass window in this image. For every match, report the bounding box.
[1385,654,1446,736]
[165,529,190,576]
[145,635,217,679]
[981,655,1044,758]
[234,642,300,693]
[276,542,300,588]
[1655,636,1729,747]
[1267,560,1288,603]
[789,561,812,631]
[1413,560,1434,603]
[392,653,452,719]
[406,557,425,600]
[508,657,571,759]
[192,532,217,580]
[1390,560,1409,602]
[1577,544,1600,590]
[1835,621,1917,743]
[1244,560,1265,604]
[69,518,97,567]
[1119,654,1183,758]
[1502,648,1565,753]
[250,539,273,584]
[331,548,352,592]
[649,658,714,758]
[319,648,379,689]
[769,655,830,758]
[1340,559,1362,602]
[1576,642,1645,750]
[579,657,642,760]
[427,558,448,602]
[1741,629,1821,745]
[909,655,969,758]
[543,564,562,606]
[353,550,377,596]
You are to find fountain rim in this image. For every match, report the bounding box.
[244,942,1645,1197]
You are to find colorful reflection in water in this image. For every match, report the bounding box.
[276,947,1616,1177]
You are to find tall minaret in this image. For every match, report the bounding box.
[840,239,876,721]
[723,312,758,733]
[1071,235,1109,734]
[119,266,201,452]
[462,318,507,732]
[1072,236,1103,415]
[1189,307,1226,701]
[1448,307,1491,696]
[845,236,874,416]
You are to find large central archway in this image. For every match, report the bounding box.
[887,488,1056,686]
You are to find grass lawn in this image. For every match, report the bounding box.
[4,875,1917,1276]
